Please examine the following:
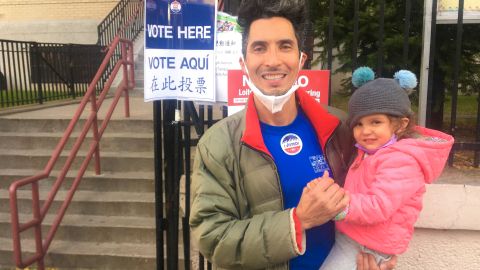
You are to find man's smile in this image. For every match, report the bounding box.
[262,73,287,80]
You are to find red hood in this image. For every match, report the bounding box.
[241,89,340,157]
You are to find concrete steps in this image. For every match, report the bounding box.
[0,237,156,270]
[0,42,216,269]
[0,189,155,217]
[1,169,154,192]
[131,46,144,97]
[0,213,155,243]
[0,131,154,152]
[0,118,154,133]
[0,113,160,269]
[0,149,154,172]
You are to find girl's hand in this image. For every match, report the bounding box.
[306,171,331,190]
[296,173,349,230]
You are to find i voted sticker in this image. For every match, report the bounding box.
[280,133,303,155]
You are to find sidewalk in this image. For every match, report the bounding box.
[0,96,154,120]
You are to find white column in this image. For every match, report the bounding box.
[419,0,433,126]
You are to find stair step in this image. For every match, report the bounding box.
[135,79,143,88]
[0,149,154,172]
[0,236,193,270]
[135,61,144,70]
[0,189,155,217]
[0,118,153,133]
[0,236,158,270]
[0,212,155,244]
[1,169,154,193]
[0,131,153,152]
[129,88,145,97]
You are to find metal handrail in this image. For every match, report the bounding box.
[8,36,134,269]
[8,0,143,267]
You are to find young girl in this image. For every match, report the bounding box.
[318,67,454,270]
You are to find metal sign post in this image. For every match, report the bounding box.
[153,100,164,270]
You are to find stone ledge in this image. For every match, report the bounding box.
[416,184,480,230]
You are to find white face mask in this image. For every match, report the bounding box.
[242,53,304,114]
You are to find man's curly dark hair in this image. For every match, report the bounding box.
[237,0,307,57]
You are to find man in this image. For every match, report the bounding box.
[190,0,397,269]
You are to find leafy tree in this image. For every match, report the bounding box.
[309,0,424,92]
[309,0,480,101]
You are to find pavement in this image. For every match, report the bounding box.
[1,95,479,185]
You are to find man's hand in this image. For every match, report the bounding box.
[356,253,398,270]
[296,171,349,230]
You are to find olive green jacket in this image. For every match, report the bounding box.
[190,91,354,269]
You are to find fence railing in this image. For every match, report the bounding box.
[0,0,144,110]
[0,40,105,108]
[96,0,144,107]
[9,36,134,270]
[97,0,144,47]
[312,0,479,167]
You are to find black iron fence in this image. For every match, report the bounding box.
[0,39,105,108]
[0,0,144,109]
[312,0,479,167]
[96,0,144,108]
[156,100,224,270]
[97,0,145,47]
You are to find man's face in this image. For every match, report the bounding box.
[241,17,305,96]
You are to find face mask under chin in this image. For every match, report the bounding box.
[246,79,299,113]
[242,54,303,113]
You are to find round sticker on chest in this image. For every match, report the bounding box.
[280,133,303,155]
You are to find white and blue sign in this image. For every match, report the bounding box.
[144,0,217,102]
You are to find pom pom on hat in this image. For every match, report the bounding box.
[352,66,375,88]
[394,70,417,90]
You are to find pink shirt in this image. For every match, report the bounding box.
[336,126,454,254]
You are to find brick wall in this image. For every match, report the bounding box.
[0,0,120,21]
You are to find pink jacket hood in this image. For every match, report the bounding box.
[387,126,454,184]
[336,126,454,254]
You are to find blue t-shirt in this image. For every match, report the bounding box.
[260,110,334,269]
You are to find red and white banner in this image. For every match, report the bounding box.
[227,69,330,114]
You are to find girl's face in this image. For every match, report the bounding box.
[353,114,408,152]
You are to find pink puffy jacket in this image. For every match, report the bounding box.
[336,126,454,254]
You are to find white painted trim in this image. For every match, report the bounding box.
[418,0,433,126]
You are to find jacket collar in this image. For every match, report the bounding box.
[241,90,340,157]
